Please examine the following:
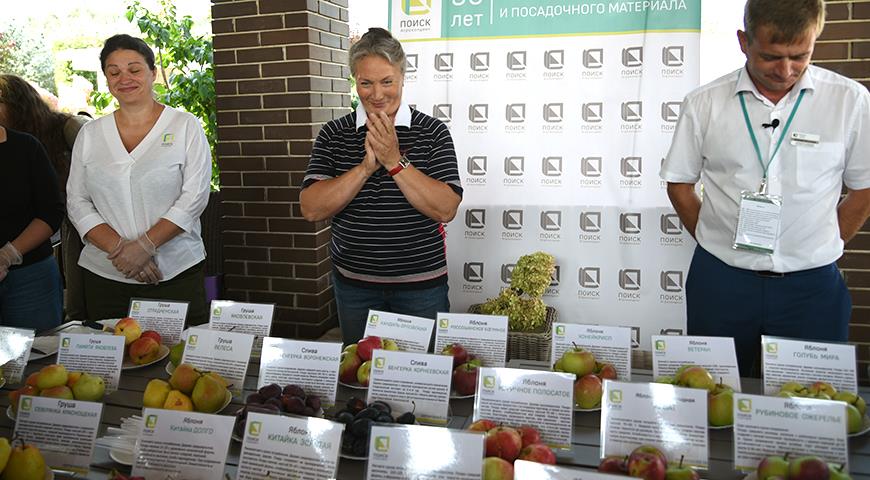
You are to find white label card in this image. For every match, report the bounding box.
[133,409,234,480]
[652,335,741,390]
[128,298,188,346]
[514,460,627,479]
[209,300,274,356]
[182,327,254,398]
[734,192,782,254]
[0,327,35,384]
[367,425,484,479]
[237,412,344,480]
[761,336,857,395]
[258,338,342,407]
[552,323,632,381]
[601,381,709,469]
[434,313,508,367]
[56,333,124,392]
[733,393,848,471]
[363,310,435,352]
[14,395,103,475]
[367,349,452,425]
[474,367,575,449]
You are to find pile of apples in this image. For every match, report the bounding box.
[9,364,105,411]
[756,453,851,479]
[0,437,48,480]
[441,342,482,396]
[655,365,734,427]
[468,419,556,480]
[339,336,399,387]
[142,363,230,413]
[233,383,322,439]
[552,345,617,409]
[599,445,698,480]
[777,381,866,434]
[114,317,163,365]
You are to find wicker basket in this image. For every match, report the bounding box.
[468,304,556,362]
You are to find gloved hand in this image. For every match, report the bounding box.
[108,233,157,278]
[134,259,163,285]
[0,242,23,282]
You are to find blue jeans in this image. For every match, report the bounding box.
[332,273,450,346]
[0,256,63,332]
[686,246,850,377]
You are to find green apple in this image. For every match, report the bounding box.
[757,453,789,479]
[553,358,565,372]
[846,404,863,434]
[665,455,699,480]
[559,346,595,377]
[654,375,675,385]
[676,366,715,391]
[779,381,807,396]
[708,383,734,427]
[833,391,867,416]
[807,381,837,397]
[828,463,852,480]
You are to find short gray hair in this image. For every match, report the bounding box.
[349,28,406,76]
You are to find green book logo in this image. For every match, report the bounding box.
[248,421,262,437]
[555,325,565,336]
[375,357,385,369]
[766,343,778,354]
[738,399,752,413]
[439,318,449,329]
[483,376,496,389]
[375,436,390,452]
[213,307,222,316]
[368,315,379,325]
[131,301,141,312]
[655,340,666,351]
[21,397,32,412]
[61,338,70,348]
[146,415,158,428]
[609,390,623,404]
[188,335,198,346]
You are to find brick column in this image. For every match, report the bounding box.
[816,1,870,382]
[211,0,350,338]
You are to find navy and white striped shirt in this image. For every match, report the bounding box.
[302,104,462,288]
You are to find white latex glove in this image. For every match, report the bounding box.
[134,259,164,285]
[0,242,22,282]
[108,233,157,278]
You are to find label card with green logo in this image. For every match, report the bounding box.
[552,323,632,380]
[128,297,188,346]
[366,424,484,478]
[258,338,342,408]
[367,349,452,425]
[181,327,254,398]
[57,333,124,392]
[237,412,344,479]
[0,326,35,384]
[363,309,436,352]
[208,300,275,357]
[761,336,857,396]
[473,367,575,448]
[14,395,103,475]
[651,335,741,391]
[434,313,508,367]
[514,459,620,479]
[133,408,234,479]
[601,380,708,469]
[732,393,848,471]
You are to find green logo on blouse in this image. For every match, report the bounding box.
[161,133,175,145]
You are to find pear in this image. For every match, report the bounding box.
[0,442,46,480]
[169,363,201,395]
[71,373,105,402]
[191,374,227,413]
[169,340,185,367]
[0,438,10,472]
[143,379,172,408]
[163,390,194,411]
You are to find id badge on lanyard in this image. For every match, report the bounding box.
[731,89,805,255]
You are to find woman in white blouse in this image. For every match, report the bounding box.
[67,34,211,324]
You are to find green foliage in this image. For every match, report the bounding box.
[0,23,57,94]
[480,251,555,332]
[125,0,219,190]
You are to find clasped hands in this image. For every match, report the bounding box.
[362,111,402,175]
[108,233,163,284]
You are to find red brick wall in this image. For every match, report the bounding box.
[211,0,350,339]
[816,1,870,383]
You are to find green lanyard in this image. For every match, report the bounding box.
[738,88,806,193]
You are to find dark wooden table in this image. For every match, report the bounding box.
[2,329,869,479]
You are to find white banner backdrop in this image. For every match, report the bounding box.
[390,0,701,359]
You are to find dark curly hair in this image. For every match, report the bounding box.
[0,74,70,178]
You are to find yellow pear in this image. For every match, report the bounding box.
[168,363,201,395]
[191,374,227,413]
[0,438,11,472]
[203,371,229,388]
[143,379,172,408]
[0,442,46,480]
[162,390,194,411]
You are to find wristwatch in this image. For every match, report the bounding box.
[388,155,412,176]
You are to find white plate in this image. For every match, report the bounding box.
[165,361,176,375]
[6,406,14,421]
[339,452,368,461]
[338,380,368,390]
[574,406,602,412]
[122,344,170,370]
[29,336,60,361]
[848,414,870,437]
[709,423,733,430]
[217,389,233,413]
[109,447,134,466]
[450,391,475,400]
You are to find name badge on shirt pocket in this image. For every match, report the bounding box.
[790,132,820,146]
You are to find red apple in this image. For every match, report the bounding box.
[627,445,668,480]
[516,425,541,448]
[483,456,514,480]
[595,362,618,380]
[574,374,603,409]
[518,443,556,464]
[441,343,469,368]
[357,336,383,362]
[788,456,830,480]
[485,426,523,462]
[140,330,162,345]
[452,362,479,396]
[598,455,628,474]
[128,337,161,365]
[468,419,498,432]
[338,350,362,384]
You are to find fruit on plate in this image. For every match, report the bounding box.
[71,373,106,402]
[553,347,616,409]
[169,340,185,367]
[40,385,74,400]
[35,363,68,390]
[191,372,228,413]
[471,420,556,472]
[452,362,479,396]
[169,363,202,394]
[554,344,595,377]
[708,381,734,427]
[129,336,161,365]
[482,456,514,480]
[114,317,142,346]
[832,391,867,416]
[754,453,854,480]
[574,374,603,409]
[139,330,162,345]
[332,397,400,457]
[485,426,523,462]
[675,365,715,391]
[234,383,322,439]
[339,350,363,384]
[441,342,469,368]
[143,379,172,408]
[627,445,668,480]
[357,336,383,362]
[0,439,47,480]
[338,337,401,386]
